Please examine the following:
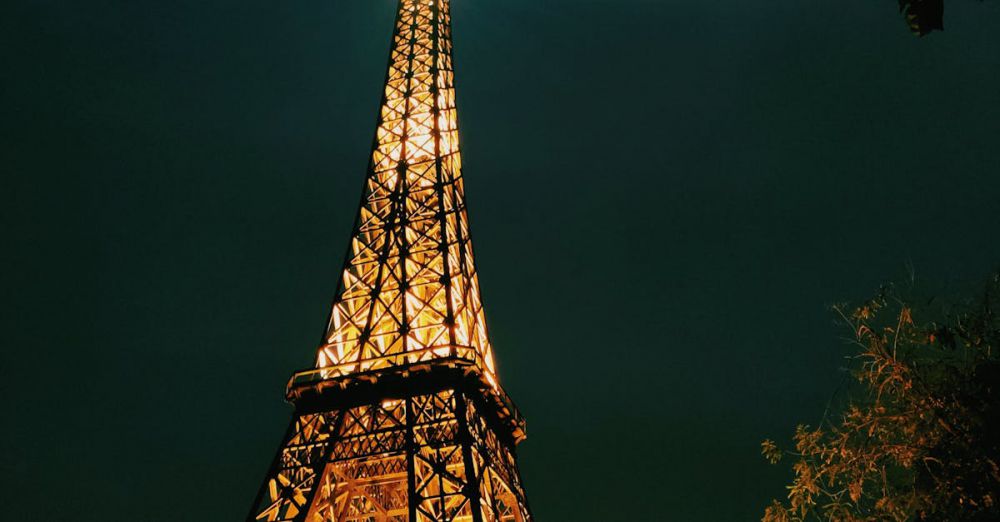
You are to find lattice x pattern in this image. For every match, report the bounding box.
[317,0,497,384]
[250,390,531,522]
[247,0,534,519]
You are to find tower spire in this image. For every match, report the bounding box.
[319,0,496,386]
[247,2,533,521]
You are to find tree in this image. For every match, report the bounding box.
[899,0,945,36]
[761,274,1000,521]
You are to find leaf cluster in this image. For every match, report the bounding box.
[762,275,1000,522]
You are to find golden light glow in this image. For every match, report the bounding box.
[255,392,529,522]
[317,0,496,383]
[247,2,533,520]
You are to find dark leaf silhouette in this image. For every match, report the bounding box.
[762,275,1000,521]
[899,0,945,36]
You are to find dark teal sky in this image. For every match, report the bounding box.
[3,0,1000,520]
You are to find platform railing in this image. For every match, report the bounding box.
[284,345,525,439]
[286,345,481,389]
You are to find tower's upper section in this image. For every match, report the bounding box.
[312,0,498,386]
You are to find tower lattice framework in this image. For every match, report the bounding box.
[247,1,533,521]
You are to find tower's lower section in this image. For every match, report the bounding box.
[248,359,532,522]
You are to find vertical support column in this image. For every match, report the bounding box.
[456,392,485,522]
[428,0,456,357]
[246,419,296,522]
[395,0,415,361]
[405,395,419,522]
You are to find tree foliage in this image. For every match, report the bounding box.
[899,0,945,36]
[762,275,1000,521]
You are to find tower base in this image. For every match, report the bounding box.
[248,359,532,522]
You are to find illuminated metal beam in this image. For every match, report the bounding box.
[246,1,533,520]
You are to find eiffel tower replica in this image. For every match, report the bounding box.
[247,1,533,521]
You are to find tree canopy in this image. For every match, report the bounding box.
[761,275,1000,521]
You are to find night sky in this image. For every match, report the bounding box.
[4,0,1000,520]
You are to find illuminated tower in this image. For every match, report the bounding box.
[246,1,533,521]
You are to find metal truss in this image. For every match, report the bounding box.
[317,0,496,385]
[247,362,532,522]
[247,0,533,520]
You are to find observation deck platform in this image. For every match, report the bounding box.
[285,355,526,444]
